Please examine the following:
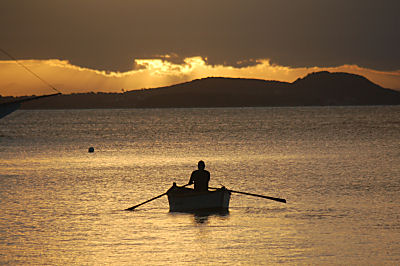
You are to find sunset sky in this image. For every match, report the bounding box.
[1,0,399,96]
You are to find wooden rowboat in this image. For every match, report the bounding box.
[166,183,231,212]
[125,183,285,212]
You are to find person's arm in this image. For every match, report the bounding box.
[205,171,210,189]
[189,172,195,184]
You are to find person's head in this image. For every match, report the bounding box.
[198,160,205,170]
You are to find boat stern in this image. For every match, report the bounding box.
[167,184,231,212]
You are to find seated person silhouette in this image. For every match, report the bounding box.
[188,160,210,192]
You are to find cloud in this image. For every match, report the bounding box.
[1,0,399,72]
[1,56,399,96]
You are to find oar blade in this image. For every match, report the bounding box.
[269,197,286,203]
[125,205,140,211]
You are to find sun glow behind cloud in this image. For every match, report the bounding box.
[1,56,399,96]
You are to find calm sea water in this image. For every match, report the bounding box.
[0,106,399,265]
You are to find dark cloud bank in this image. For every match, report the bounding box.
[1,0,399,72]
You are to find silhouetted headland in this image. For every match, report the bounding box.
[2,71,400,109]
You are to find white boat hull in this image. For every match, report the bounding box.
[167,185,231,212]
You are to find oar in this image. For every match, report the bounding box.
[125,183,190,211]
[210,187,286,203]
[229,189,286,203]
[125,192,167,211]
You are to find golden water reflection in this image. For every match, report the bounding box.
[1,107,399,264]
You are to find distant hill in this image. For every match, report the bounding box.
[3,71,400,109]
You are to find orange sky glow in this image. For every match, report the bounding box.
[1,56,399,97]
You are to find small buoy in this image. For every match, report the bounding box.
[88,147,94,153]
